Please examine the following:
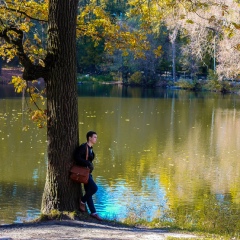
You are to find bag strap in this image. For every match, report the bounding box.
[86,143,89,160]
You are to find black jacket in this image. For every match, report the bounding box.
[73,143,95,172]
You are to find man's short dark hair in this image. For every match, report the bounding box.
[86,131,97,141]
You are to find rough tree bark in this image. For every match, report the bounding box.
[41,0,81,214]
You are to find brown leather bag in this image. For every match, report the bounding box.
[70,144,90,184]
[70,165,90,184]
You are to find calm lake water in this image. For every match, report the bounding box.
[1,84,240,229]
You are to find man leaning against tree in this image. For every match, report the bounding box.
[73,131,103,221]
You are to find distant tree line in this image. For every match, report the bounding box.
[2,0,240,87]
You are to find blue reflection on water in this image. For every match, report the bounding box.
[14,208,41,224]
[12,183,17,197]
[94,175,168,221]
[32,169,39,186]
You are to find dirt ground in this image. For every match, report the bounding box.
[0,219,199,240]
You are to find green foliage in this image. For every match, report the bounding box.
[77,36,105,73]
[129,71,142,85]
[104,0,128,16]
[37,210,64,221]
[36,210,87,222]
[92,74,114,82]
[77,75,92,83]
[166,238,193,240]
[205,70,232,93]
[77,74,114,83]
[175,79,202,91]
[169,195,240,237]
[207,69,218,81]
[205,80,231,93]
[166,237,227,240]
[123,197,240,238]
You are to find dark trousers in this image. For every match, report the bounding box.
[81,174,98,214]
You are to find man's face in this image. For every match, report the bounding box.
[89,134,97,145]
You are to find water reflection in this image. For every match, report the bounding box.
[1,85,240,232]
[95,176,168,221]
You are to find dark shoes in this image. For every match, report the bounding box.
[90,213,103,221]
[79,201,86,212]
[79,201,102,221]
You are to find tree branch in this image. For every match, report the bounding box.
[10,7,47,22]
[0,5,47,23]
[0,26,47,81]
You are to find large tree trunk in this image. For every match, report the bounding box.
[41,0,81,214]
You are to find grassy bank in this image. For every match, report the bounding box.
[36,210,238,239]
[77,72,240,94]
[123,218,237,240]
[175,78,240,94]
